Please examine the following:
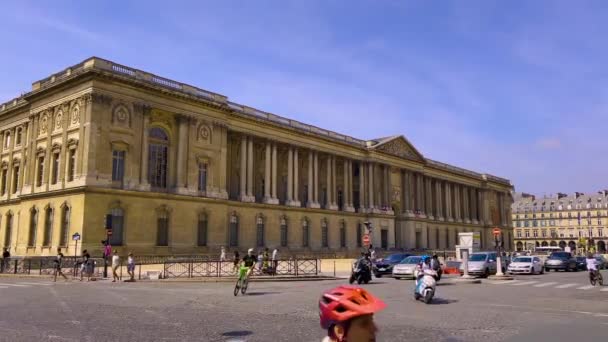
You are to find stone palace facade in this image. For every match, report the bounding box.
[0,57,513,257]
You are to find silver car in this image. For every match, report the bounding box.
[459,252,505,277]
[392,256,423,279]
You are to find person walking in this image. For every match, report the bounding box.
[80,249,91,281]
[272,248,279,275]
[220,246,226,262]
[111,250,120,282]
[233,250,240,273]
[1,248,10,273]
[127,252,135,281]
[54,248,68,282]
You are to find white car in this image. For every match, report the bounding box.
[392,256,423,280]
[507,256,544,275]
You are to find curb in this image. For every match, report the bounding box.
[151,276,342,283]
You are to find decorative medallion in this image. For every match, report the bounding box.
[71,105,80,125]
[112,104,131,128]
[55,110,63,130]
[39,113,49,134]
[198,124,211,142]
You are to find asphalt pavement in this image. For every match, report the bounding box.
[0,270,607,341]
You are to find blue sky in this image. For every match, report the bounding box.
[0,0,606,196]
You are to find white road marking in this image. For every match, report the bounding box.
[577,285,595,290]
[0,283,30,287]
[534,282,558,287]
[18,282,54,286]
[511,281,538,286]
[489,280,519,285]
[0,286,7,289]
[600,287,608,292]
[555,283,579,289]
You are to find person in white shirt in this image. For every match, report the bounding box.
[272,248,279,274]
[220,246,226,262]
[111,250,120,282]
[127,252,135,281]
[586,253,600,284]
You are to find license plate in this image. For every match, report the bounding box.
[378,268,386,271]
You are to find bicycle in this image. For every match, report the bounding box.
[589,270,604,286]
[234,266,251,296]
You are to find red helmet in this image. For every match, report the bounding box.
[319,285,386,329]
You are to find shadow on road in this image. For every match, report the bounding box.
[245,291,280,296]
[222,330,253,337]
[429,298,459,305]
[436,282,455,286]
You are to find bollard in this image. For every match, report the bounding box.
[495,254,505,276]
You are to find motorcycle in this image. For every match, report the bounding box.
[349,259,372,285]
[589,270,604,286]
[414,268,437,304]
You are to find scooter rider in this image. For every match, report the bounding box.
[415,256,432,285]
[586,253,599,280]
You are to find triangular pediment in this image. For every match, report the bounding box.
[370,135,424,162]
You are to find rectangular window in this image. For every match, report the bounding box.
[28,210,38,247]
[280,223,288,247]
[112,150,125,182]
[541,230,546,237]
[108,209,124,246]
[51,152,59,185]
[302,224,309,248]
[156,216,169,246]
[525,230,530,238]
[599,229,603,237]
[356,223,362,247]
[533,230,538,238]
[11,166,19,194]
[43,209,53,247]
[340,224,346,248]
[59,207,70,247]
[3,214,13,247]
[322,225,328,248]
[229,219,238,247]
[256,222,265,247]
[197,216,207,246]
[198,163,207,192]
[36,156,44,187]
[0,169,6,195]
[516,230,521,238]
[67,149,76,182]
[381,229,388,249]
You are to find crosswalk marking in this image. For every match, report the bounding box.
[601,287,608,292]
[17,282,53,286]
[0,283,30,287]
[577,285,595,290]
[0,286,7,289]
[534,282,558,287]
[555,283,579,289]
[489,280,519,285]
[511,281,538,286]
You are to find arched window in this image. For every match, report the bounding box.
[28,207,38,247]
[302,218,309,248]
[109,207,124,246]
[42,207,53,247]
[280,216,288,247]
[3,212,13,248]
[256,214,265,247]
[229,213,239,247]
[59,204,71,247]
[148,127,169,188]
[197,212,208,246]
[339,221,346,248]
[321,219,328,248]
[156,207,170,246]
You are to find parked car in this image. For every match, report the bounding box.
[459,252,506,277]
[575,256,587,271]
[544,251,577,272]
[594,255,607,270]
[372,253,411,278]
[392,255,424,280]
[507,256,544,275]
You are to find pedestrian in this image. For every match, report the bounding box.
[54,248,68,282]
[257,250,263,272]
[111,250,120,282]
[233,250,240,273]
[220,246,226,262]
[369,245,376,262]
[127,252,135,281]
[263,248,270,272]
[272,248,279,275]
[80,249,91,281]
[1,248,10,273]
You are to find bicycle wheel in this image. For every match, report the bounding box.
[233,278,241,296]
[241,277,249,294]
[599,273,604,286]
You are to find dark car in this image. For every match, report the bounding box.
[575,256,587,271]
[373,253,411,278]
[544,251,577,272]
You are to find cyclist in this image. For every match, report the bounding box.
[586,253,599,281]
[242,248,258,279]
[319,285,386,342]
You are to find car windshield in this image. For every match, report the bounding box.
[387,254,406,262]
[469,254,488,262]
[513,257,532,263]
[549,252,569,259]
[576,257,586,261]
[401,256,421,264]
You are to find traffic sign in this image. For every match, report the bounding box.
[106,229,113,236]
[362,234,370,246]
[72,232,81,241]
[492,228,501,236]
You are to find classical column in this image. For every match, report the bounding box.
[329,156,338,210]
[307,150,314,208]
[436,180,444,221]
[454,184,462,222]
[246,137,254,199]
[368,162,375,211]
[425,177,434,220]
[176,116,189,192]
[472,188,479,224]
[263,141,272,203]
[312,151,320,208]
[345,160,355,212]
[445,182,453,222]
[293,148,300,206]
[239,135,247,201]
[416,173,424,215]
[359,161,366,212]
[287,147,293,203]
[139,113,151,190]
[463,186,470,223]
[271,143,278,203]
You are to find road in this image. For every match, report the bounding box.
[0,270,607,341]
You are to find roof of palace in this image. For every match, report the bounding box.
[511,191,608,213]
[0,57,511,186]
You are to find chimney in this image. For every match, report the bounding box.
[575,192,584,198]
[557,193,567,199]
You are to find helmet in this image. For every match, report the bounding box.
[319,285,386,330]
[248,248,254,254]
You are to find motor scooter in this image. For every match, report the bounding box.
[414,268,437,304]
[349,258,372,284]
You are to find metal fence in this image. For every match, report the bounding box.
[0,257,105,277]
[162,258,318,279]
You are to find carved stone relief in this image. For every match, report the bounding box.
[197,124,211,143]
[112,104,131,128]
[150,109,174,130]
[54,109,63,131]
[70,104,80,126]
[376,138,419,160]
[39,112,49,135]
